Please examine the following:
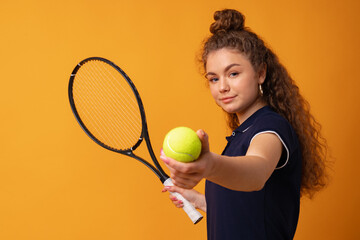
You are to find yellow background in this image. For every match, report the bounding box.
[1,0,359,239]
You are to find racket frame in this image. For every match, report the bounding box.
[68,57,168,182]
[68,57,203,224]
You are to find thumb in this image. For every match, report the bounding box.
[196,129,209,153]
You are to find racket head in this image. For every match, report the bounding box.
[68,57,146,154]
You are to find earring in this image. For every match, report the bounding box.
[259,84,263,96]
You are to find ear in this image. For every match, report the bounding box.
[258,63,267,84]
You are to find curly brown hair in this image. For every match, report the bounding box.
[200,9,329,198]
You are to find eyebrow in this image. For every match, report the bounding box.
[205,63,241,77]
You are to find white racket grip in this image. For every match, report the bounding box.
[164,178,203,224]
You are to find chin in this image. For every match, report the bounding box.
[222,107,240,114]
[216,102,242,114]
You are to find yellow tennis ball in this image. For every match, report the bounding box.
[163,127,202,162]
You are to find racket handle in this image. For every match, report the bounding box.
[163,178,203,224]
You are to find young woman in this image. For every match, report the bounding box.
[161,9,328,239]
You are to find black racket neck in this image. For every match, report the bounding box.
[142,129,169,182]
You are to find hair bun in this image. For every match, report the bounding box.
[210,9,245,34]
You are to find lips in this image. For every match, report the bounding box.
[220,96,236,104]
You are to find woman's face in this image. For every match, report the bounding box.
[205,48,266,123]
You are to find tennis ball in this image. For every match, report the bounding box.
[163,127,202,162]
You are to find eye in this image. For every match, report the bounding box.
[208,77,219,83]
[229,72,239,78]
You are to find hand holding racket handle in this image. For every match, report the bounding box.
[164,178,203,224]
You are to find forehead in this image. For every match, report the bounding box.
[205,48,252,71]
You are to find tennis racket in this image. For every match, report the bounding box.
[68,57,203,224]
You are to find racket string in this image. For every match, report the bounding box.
[91,62,142,139]
[74,73,139,149]
[79,66,136,143]
[74,81,126,148]
[91,62,142,130]
[94,62,140,113]
[72,59,143,150]
[80,63,140,147]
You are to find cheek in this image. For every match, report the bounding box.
[209,86,222,107]
[209,85,218,99]
[235,77,258,96]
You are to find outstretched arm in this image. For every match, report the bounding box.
[161,129,283,192]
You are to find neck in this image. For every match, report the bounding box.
[236,98,266,125]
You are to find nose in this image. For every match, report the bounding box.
[219,78,230,93]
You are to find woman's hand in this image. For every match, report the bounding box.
[162,185,206,212]
[162,129,283,192]
[160,129,215,189]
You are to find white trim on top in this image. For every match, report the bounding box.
[249,131,289,170]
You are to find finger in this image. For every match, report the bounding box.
[175,200,184,208]
[160,155,197,174]
[172,177,198,189]
[160,148,166,157]
[162,185,184,194]
[196,129,209,153]
[169,195,184,208]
